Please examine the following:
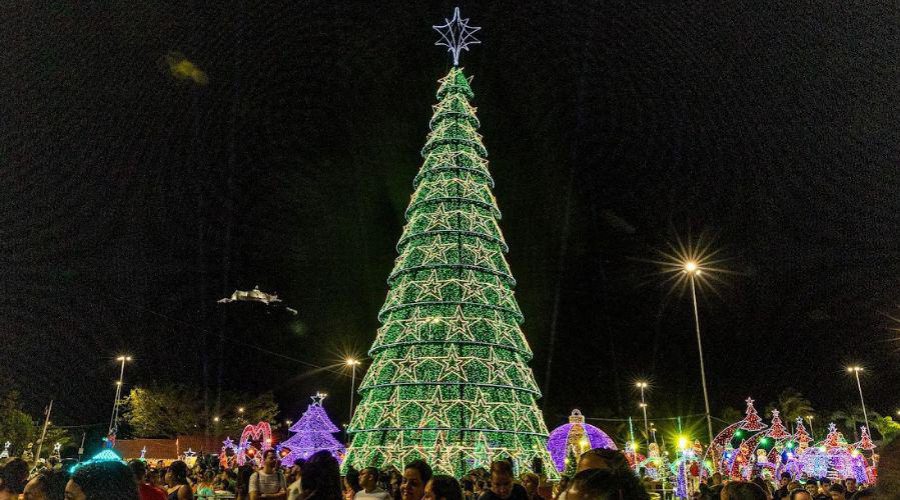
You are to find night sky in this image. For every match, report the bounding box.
[3,2,897,441]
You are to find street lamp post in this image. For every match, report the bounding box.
[346,358,360,423]
[108,356,131,435]
[847,366,870,432]
[806,415,815,441]
[684,263,715,445]
[636,382,650,450]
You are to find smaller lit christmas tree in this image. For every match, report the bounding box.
[738,398,767,431]
[766,410,791,440]
[794,418,811,449]
[824,423,841,449]
[857,426,875,451]
[280,393,345,466]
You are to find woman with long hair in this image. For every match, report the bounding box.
[164,461,194,500]
[300,451,342,500]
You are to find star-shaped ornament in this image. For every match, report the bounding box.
[433,7,481,66]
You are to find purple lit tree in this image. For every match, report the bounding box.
[280,393,345,466]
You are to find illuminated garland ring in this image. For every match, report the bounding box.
[422,138,488,157]
[369,340,533,359]
[430,111,480,129]
[378,301,524,323]
[387,264,516,286]
[406,197,502,219]
[397,230,508,253]
[360,380,541,396]
[415,167,495,188]
[436,83,474,100]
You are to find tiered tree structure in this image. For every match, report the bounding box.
[794,418,812,450]
[857,426,875,451]
[344,10,555,478]
[766,410,791,440]
[824,423,841,449]
[738,398,766,431]
[281,394,345,466]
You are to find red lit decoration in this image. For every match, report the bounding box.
[824,423,842,449]
[738,397,767,432]
[857,426,875,451]
[794,418,812,449]
[766,410,791,440]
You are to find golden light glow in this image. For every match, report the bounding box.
[346,358,360,366]
[677,436,688,450]
[847,366,864,373]
[635,381,649,389]
[646,232,732,298]
[237,407,245,413]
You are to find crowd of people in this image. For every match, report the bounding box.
[0,438,896,499]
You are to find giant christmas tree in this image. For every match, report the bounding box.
[343,9,555,478]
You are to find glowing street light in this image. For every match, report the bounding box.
[846,366,870,432]
[635,381,650,451]
[238,407,245,414]
[806,415,816,440]
[685,260,714,446]
[213,417,220,423]
[346,358,361,423]
[652,236,730,446]
[108,355,132,435]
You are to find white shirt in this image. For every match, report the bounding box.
[354,487,392,500]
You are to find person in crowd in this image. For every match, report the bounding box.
[842,478,857,495]
[23,467,69,500]
[751,476,772,498]
[460,480,475,500]
[573,449,630,475]
[0,457,29,499]
[478,461,526,500]
[551,477,568,500]
[286,459,305,500]
[236,464,255,500]
[518,473,542,500]
[789,487,812,500]
[249,449,287,499]
[424,475,463,500]
[298,450,342,500]
[344,468,361,500]
[388,470,403,500]
[65,460,140,500]
[128,460,166,500]
[773,473,792,499]
[827,484,847,500]
[165,461,194,500]
[560,468,649,500]
[355,467,390,500]
[720,481,768,500]
[400,460,432,500]
[195,470,216,499]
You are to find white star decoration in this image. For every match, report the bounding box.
[433,7,481,66]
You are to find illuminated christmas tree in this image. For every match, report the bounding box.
[738,398,766,432]
[343,9,555,478]
[794,418,811,449]
[857,426,875,451]
[766,410,791,440]
[280,393,345,466]
[824,423,841,449]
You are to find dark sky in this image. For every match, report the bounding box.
[2,1,898,440]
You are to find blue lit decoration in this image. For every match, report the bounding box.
[70,448,125,472]
[433,7,481,66]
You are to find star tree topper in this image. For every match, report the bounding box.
[433,7,481,66]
